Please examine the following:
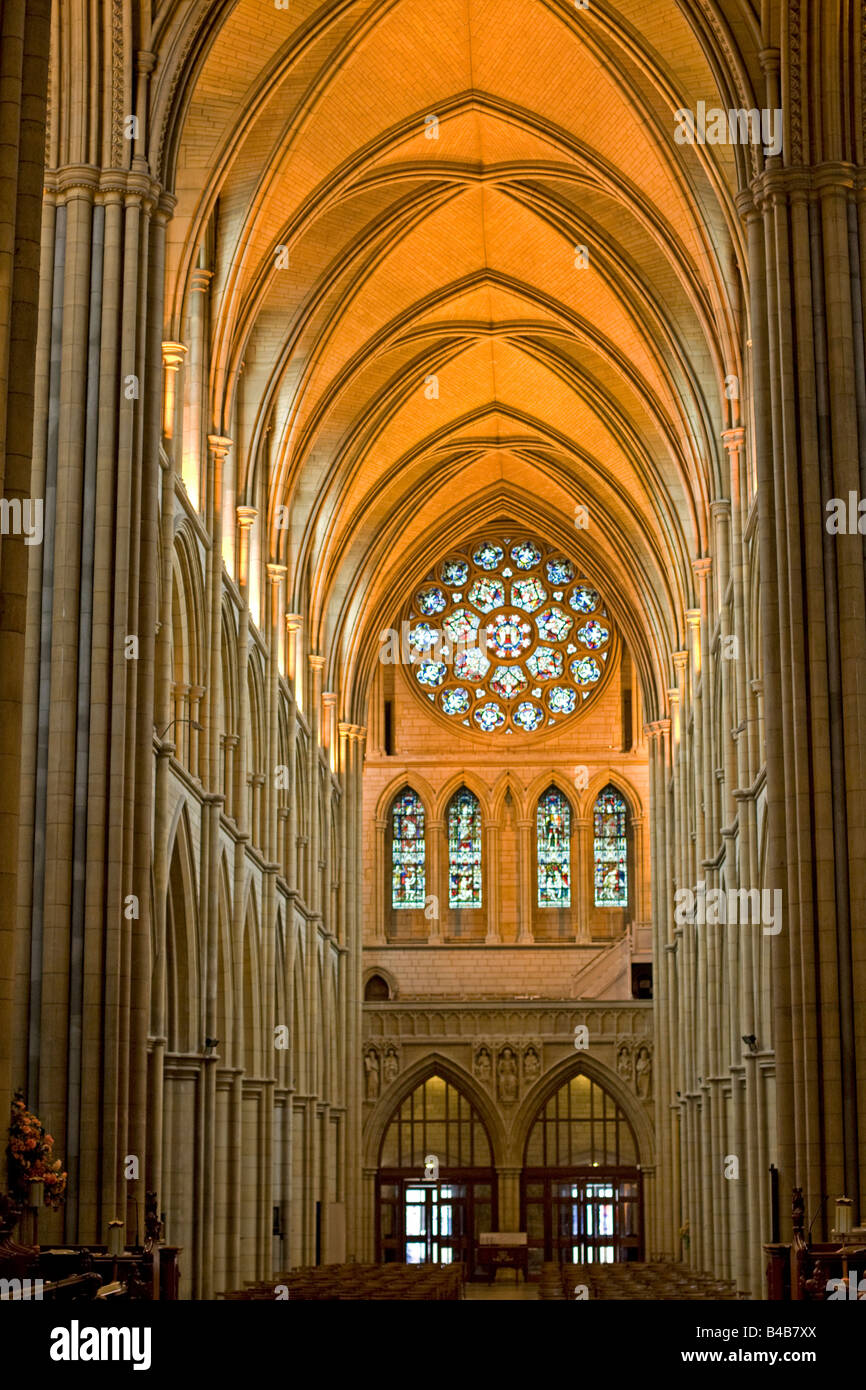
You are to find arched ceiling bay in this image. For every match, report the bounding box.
[158,0,758,720]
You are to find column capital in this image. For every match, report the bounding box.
[721,428,746,453]
[285,612,303,632]
[672,650,689,671]
[207,434,233,456]
[338,721,354,737]
[308,654,326,671]
[236,505,258,529]
[266,562,287,585]
[667,688,680,704]
[691,557,713,579]
[684,608,701,629]
[322,691,337,708]
[190,268,214,294]
[161,340,187,370]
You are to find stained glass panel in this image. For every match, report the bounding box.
[514,701,544,731]
[571,656,601,684]
[391,790,426,909]
[474,701,505,731]
[511,577,546,612]
[511,541,542,569]
[528,647,563,680]
[546,558,575,585]
[441,686,471,716]
[415,586,447,615]
[402,536,616,734]
[570,585,600,614]
[486,613,532,657]
[441,559,469,587]
[577,620,609,650]
[448,788,482,908]
[416,660,447,687]
[468,577,505,613]
[453,647,489,681]
[594,785,628,908]
[536,606,572,642]
[472,542,504,570]
[537,787,571,907]
[490,665,527,699]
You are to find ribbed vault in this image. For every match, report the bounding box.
[152,0,764,722]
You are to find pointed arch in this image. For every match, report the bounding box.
[292,942,306,1095]
[374,770,436,822]
[164,802,200,1054]
[241,885,262,1076]
[215,851,235,1066]
[512,1051,654,1170]
[363,1052,507,1170]
[432,769,491,821]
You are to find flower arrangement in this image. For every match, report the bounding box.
[7,1090,67,1209]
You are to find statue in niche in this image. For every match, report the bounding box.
[382,1047,399,1087]
[635,1045,652,1099]
[364,1049,380,1101]
[474,1046,492,1084]
[523,1046,540,1082]
[497,1047,518,1104]
[617,1043,633,1082]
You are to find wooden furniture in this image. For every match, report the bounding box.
[765,1188,866,1300]
[477,1232,529,1283]
[220,1262,464,1301]
[2,1244,183,1301]
[563,1261,737,1300]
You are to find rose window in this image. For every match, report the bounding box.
[403,533,616,734]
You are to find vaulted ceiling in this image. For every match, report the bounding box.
[155,0,763,720]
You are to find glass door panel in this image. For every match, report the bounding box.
[521,1170,642,1268]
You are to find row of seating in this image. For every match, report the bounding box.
[562,1260,738,1300]
[219,1261,464,1301]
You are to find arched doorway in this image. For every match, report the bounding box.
[521,1070,642,1273]
[376,1073,496,1275]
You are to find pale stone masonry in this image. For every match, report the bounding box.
[0,0,863,1302]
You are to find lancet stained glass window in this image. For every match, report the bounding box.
[594,785,628,907]
[448,788,482,908]
[391,789,426,909]
[537,787,571,907]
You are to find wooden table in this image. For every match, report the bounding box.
[477,1233,529,1283]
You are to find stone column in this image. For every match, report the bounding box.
[266,564,286,860]
[160,340,186,447]
[574,816,589,942]
[426,818,445,943]
[373,816,388,944]
[181,267,212,509]
[286,613,303,713]
[517,819,534,943]
[484,821,501,942]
